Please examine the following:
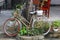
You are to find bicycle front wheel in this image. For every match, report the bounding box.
[3,18,20,36]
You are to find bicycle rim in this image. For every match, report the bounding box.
[3,18,20,36]
[32,20,51,36]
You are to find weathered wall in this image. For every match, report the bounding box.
[51,0,60,4]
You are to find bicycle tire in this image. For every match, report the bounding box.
[3,18,20,37]
[32,20,51,36]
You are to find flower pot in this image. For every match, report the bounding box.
[18,35,44,40]
[53,28,59,32]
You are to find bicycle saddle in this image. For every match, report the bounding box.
[29,11,36,15]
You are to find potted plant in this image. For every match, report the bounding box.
[52,20,60,32]
[18,24,44,40]
[34,20,51,35]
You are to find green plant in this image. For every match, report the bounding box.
[27,28,41,36]
[19,25,27,36]
[16,4,23,9]
[42,22,49,33]
[19,21,50,36]
[34,21,50,35]
[34,21,44,28]
[27,29,35,36]
[52,20,60,28]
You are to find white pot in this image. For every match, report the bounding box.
[36,10,43,15]
[53,28,59,32]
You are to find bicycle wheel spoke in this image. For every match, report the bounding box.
[3,18,20,36]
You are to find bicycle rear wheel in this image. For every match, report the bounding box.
[3,18,20,36]
[33,20,51,36]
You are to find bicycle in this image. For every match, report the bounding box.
[3,9,51,36]
[3,0,51,37]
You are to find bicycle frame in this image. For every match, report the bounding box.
[13,11,35,29]
[14,0,36,28]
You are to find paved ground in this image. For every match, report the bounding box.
[0,6,60,40]
[0,10,14,34]
[0,10,16,40]
[50,6,60,21]
[0,10,13,25]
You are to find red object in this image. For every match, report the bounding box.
[33,0,51,18]
[33,0,39,5]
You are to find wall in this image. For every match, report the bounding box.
[51,0,60,5]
